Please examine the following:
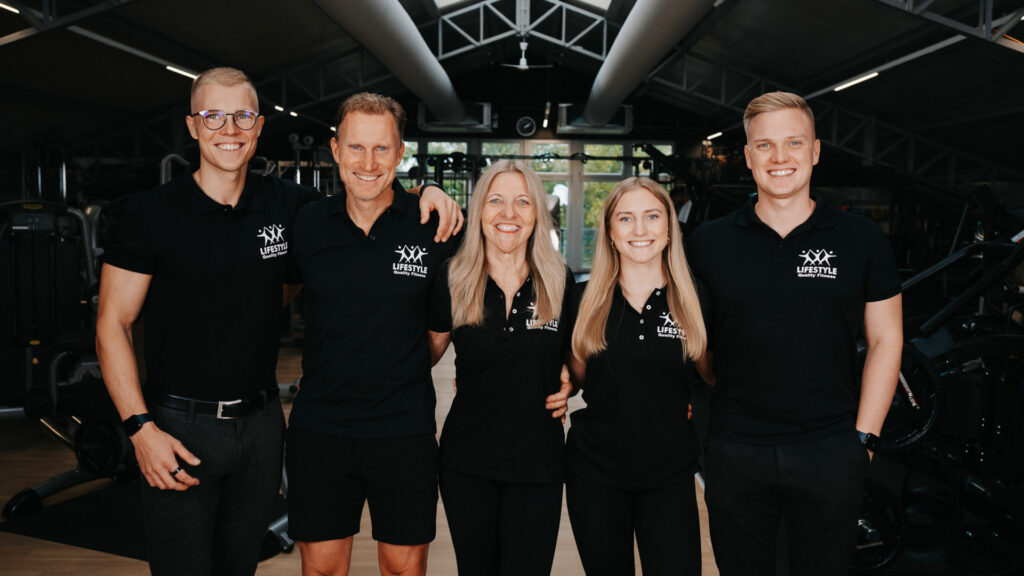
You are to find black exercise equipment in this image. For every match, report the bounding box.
[0,199,133,518]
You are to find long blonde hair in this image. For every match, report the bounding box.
[572,177,706,361]
[449,160,566,329]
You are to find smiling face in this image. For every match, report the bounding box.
[743,107,820,203]
[331,111,405,205]
[185,81,263,177]
[481,171,536,258]
[608,187,670,267]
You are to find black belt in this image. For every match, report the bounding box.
[155,387,279,419]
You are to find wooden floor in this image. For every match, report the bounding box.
[0,347,719,575]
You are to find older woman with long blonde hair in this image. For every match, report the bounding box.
[566,177,706,575]
[427,160,574,576]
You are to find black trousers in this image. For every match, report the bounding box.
[703,431,869,576]
[439,468,562,576]
[141,402,284,576]
[566,472,701,576]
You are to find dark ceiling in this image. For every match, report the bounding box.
[1,0,1022,200]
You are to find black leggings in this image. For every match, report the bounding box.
[566,472,701,576]
[439,468,562,576]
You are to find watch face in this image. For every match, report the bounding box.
[516,116,537,137]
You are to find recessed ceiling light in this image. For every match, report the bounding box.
[834,72,879,92]
[165,65,197,79]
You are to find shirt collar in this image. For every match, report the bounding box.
[735,195,835,231]
[329,180,411,215]
[182,172,263,214]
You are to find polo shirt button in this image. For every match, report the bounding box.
[512,309,517,314]
[509,327,515,332]
[639,335,645,340]
[640,319,644,324]
[645,305,651,310]
[656,291,661,296]
[516,292,521,297]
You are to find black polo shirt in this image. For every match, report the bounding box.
[288,183,457,439]
[566,284,700,491]
[687,199,902,445]
[104,173,318,401]
[429,262,574,484]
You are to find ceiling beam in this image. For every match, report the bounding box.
[875,0,1024,54]
[0,0,134,48]
[646,51,1024,188]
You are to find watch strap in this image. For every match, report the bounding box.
[122,413,153,437]
[857,430,880,452]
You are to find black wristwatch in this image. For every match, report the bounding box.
[857,430,880,452]
[122,413,154,437]
[421,181,444,193]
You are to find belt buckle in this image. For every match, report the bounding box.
[216,399,243,419]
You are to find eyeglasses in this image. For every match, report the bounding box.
[190,109,260,131]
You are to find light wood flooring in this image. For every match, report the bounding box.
[0,346,718,575]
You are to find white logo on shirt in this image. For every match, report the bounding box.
[257,224,287,259]
[525,301,559,331]
[392,245,429,278]
[796,249,838,279]
[656,312,684,340]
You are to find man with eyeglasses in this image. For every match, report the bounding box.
[96,68,462,576]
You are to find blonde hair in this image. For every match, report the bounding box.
[743,91,815,140]
[334,92,407,140]
[449,161,565,329]
[190,67,258,113]
[572,177,706,361]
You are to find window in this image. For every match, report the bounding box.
[530,142,569,174]
[582,181,616,267]
[482,141,522,160]
[542,180,569,257]
[583,143,623,175]
[633,144,674,177]
[399,141,418,173]
[427,141,468,155]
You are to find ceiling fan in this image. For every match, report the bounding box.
[500,39,554,71]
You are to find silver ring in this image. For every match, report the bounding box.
[170,466,183,477]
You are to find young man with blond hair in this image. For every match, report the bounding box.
[97,70,460,576]
[688,91,903,575]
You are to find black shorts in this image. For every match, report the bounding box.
[285,428,438,545]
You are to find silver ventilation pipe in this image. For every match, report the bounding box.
[583,0,715,126]
[314,0,465,123]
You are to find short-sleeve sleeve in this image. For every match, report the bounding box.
[103,193,155,275]
[694,277,714,351]
[864,224,902,302]
[559,266,577,351]
[284,187,321,285]
[685,225,705,280]
[428,260,453,333]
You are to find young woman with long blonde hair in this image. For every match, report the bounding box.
[566,177,706,575]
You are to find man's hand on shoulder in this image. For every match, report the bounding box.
[418,183,465,242]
